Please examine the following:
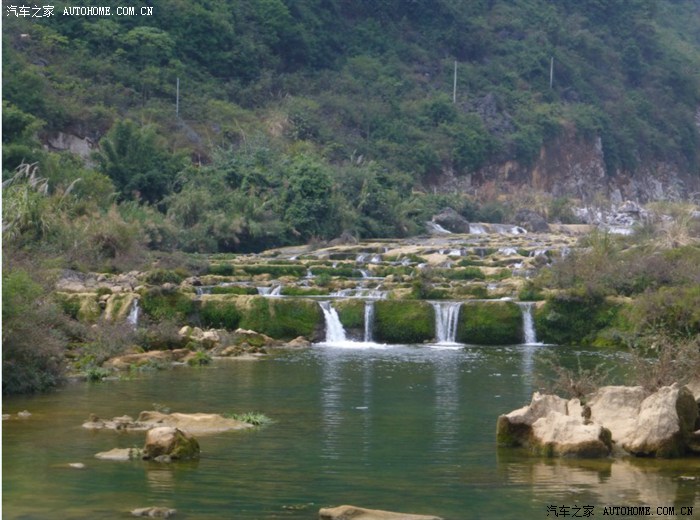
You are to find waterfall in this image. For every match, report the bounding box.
[469,223,487,234]
[363,300,375,343]
[426,221,452,234]
[518,302,541,345]
[432,302,462,344]
[127,298,140,327]
[319,301,347,344]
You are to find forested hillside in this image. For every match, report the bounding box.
[4,1,700,396]
[4,0,700,254]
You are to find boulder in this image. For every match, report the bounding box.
[531,411,612,457]
[142,427,200,461]
[587,385,647,444]
[319,505,443,520]
[430,208,470,234]
[286,336,311,348]
[496,392,568,447]
[513,208,550,232]
[621,384,697,457]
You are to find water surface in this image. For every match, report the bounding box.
[3,345,699,519]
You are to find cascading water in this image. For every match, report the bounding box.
[127,298,140,327]
[518,302,541,345]
[319,301,348,344]
[363,300,375,343]
[432,302,462,344]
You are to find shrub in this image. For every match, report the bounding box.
[2,268,68,394]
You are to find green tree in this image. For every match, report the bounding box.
[95,120,185,205]
[283,155,335,240]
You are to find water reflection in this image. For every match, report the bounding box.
[499,453,700,516]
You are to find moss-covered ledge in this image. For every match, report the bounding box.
[457,301,522,345]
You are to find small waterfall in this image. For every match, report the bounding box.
[258,285,282,296]
[319,301,347,344]
[426,221,452,234]
[469,223,487,234]
[127,298,140,327]
[518,302,541,345]
[363,300,375,343]
[432,302,462,344]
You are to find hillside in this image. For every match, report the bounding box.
[4,0,700,254]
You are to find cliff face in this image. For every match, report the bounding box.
[434,127,700,204]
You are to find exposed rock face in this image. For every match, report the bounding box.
[530,411,612,457]
[431,208,470,234]
[318,505,443,520]
[587,386,647,445]
[142,426,200,461]
[621,384,697,457]
[500,384,699,458]
[432,127,700,203]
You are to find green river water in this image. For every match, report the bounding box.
[3,344,700,519]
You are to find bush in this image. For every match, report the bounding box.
[535,291,621,346]
[2,268,68,394]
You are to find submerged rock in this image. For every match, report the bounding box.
[136,411,253,434]
[319,505,443,520]
[83,411,253,434]
[142,426,199,461]
[131,507,177,518]
[95,447,142,461]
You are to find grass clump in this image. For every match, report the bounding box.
[224,411,273,426]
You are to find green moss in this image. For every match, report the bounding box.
[200,299,241,329]
[334,299,365,330]
[239,296,322,340]
[141,287,195,322]
[457,301,522,345]
[240,264,307,277]
[56,293,101,322]
[209,285,258,295]
[374,300,434,344]
[280,286,330,296]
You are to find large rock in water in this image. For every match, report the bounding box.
[137,411,253,434]
[621,384,697,457]
[319,505,443,520]
[496,392,611,457]
[142,427,200,461]
[430,208,470,234]
[587,385,647,448]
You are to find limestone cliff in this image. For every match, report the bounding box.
[434,126,700,204]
